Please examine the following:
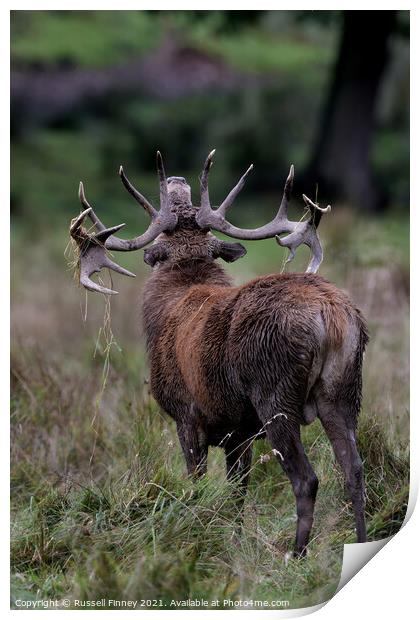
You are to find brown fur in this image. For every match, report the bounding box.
[140,192,369,557]
[144,267,367,421]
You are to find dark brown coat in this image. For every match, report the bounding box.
[142,249,368,556]
[71,158,369,557]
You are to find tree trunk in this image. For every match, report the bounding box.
[306,10,397,211]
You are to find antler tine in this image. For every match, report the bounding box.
[196,150,253,229]
[95,222,126,244]
[157,151,169,212]
[277,164,294,220]
[119,166,157,219]
[70,207,92,237]
[302,194,331,228]
[78,181,106,232]
[200,149,216,207]
[80,272,119,296]
[78,181,91,211]
[218,163,254,217]
[201,149,216,179]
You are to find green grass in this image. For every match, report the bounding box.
[11,208,409,609]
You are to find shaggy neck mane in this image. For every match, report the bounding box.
[141,259,232,350]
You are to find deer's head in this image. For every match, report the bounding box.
[70,151,330,294]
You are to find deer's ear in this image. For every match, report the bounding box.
[215,241,247,263]
[143,243,169,267]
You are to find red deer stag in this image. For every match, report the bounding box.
[70,151,368,557]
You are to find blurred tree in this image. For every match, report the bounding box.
[306,10,397,211]
[10,10,408,223]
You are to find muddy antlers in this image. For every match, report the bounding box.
[196,151,331,273]
[70,152,178,294]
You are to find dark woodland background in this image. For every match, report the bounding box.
[11,10,409,609]
[11,10,409,222]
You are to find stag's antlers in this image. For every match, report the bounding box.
[70,206,136,295]
[69,150,331,295]
[70,152,178,294]
[196,151,331,273]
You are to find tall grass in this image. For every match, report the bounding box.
[10,208,409,609]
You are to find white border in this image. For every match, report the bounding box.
[4,3,417,618]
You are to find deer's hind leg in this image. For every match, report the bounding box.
[176,404,208,480]
[314,345,367,543]
[316,394,366,542]
[253,396,319,557]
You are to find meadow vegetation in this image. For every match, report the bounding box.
[11,9,409,610]
[11,208,409,609]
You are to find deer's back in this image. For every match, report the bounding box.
[148,271,367,432]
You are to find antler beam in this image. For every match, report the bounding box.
[196,151,330,273]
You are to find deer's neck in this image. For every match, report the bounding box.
[141,260,232,351]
